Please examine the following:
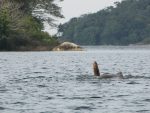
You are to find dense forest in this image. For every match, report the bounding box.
[58,0,150,45]
[0,0,63,51]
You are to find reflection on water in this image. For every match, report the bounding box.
[0,46,150,113]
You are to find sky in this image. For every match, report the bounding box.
[45,0,122,34]
[59,0,122,23]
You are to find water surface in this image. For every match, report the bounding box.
[0,46,150,113]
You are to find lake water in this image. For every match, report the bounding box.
[0,46,150,113]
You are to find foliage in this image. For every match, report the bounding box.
[15,0,64,26]
[58,0,150,45]
[0,0,62,50]
[0,8,10,39]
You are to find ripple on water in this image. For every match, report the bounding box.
[33,72,43,74]
[0,107,5,110]
[127,81,140,84]
[143,99,150,102]
[89,96,102,99]
[37,84,48,88]
[113,95,129,98]
[62,97,86,100]
[45,97,54,100]
[125,75,150,79]
[0,86,8,93]
[74,106,95,111]
[41,67,49,69]
[136,110,150,112]
[1,49,150,113]
[12,102,26,105]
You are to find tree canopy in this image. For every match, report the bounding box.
[58,0,150,45]
[14,0,63,25]
[0,0,62,50]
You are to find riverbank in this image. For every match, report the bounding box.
[1,42,150,51]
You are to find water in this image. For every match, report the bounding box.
[0,46,150,113]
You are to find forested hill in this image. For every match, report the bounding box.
[58,0,150,45]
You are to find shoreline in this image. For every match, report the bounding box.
[1,44,150,52]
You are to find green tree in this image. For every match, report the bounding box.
[58,0,150,45]
[0,0,63,50]
[14,0,63,26]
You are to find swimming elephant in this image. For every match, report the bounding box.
[93,61,123,79]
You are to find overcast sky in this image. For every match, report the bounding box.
[59,0,122,23]
[45,0,122,34]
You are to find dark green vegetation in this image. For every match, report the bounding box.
[0,0,63,51]
[58,0,150,45]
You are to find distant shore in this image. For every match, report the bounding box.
[1,44,150,52]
